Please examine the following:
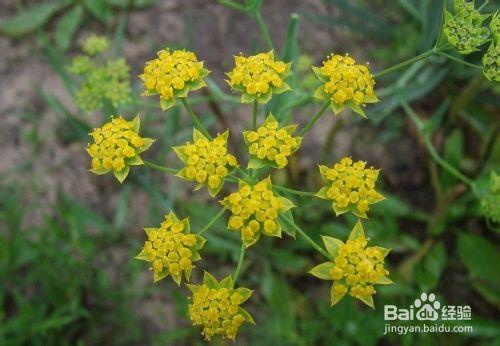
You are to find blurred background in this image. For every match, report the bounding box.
[0,0,499,345]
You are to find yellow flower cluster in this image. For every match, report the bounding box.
[135,211,205,284]
[313,53,379,117]
[220,177,294,247]
[174,129,238,196]
[87,115,154,183]
[187,272,254,341]
[141,48,209,109]
[226,51,291,104]
[309,221,392,308]
[244,113,301,169]
[316,157,385,218]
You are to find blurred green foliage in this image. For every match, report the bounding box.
[1,0,499,344]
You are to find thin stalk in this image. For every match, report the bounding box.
[279,215,332,260]
[299,101,331,137]
[233,241,246,283]
[478,0,490,11]
[252,100,258,130]
[401,103,476,190]
[254,11,274,50]
[273,185,316,197]
[143,160,179,174]
[198,208,227,235]
[436,51,482,69]
[181,98,211,139]
[373,48,437,78]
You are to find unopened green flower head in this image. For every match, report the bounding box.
[244,113,302,169]
[135,211,205,284]
[309,221,392,308]
[483,42,500,81]
[316,157,385,218]
[82,35,109,56]
[187,272,254,341]
[69,35,132,112]
[140,48,210,110]
[313,53,379,118]
[226,51,292,104]
[174,129,238,197]
[444,0,490,55]
[481,171,500,223]
[86,115,154,183]
[220,177,294,248]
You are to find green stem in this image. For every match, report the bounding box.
[299,101,331,137]
[143,160,179,174]
[401,103,476,190]
[436,51,482,69]
[254,11,274,50]
[233,241,246,283]
[478,0,490,11]
[181,98,211,139]
[373,48,439,78]
[252,100,258,130]
[273,185,316,197]
[280,215,332,260]
[198,208,227,235]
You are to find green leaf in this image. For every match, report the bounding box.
[458,233,500,305]
[189,78,207,92]
[127,155,143,166]
[238,307,255,324]
[331,102,345,115]
[278,197,295,213]
[321,236,344,257]
[247,157,273,169]
[192,128,206,141]
[203,271,219,288]
[160,97,176,110]
[348,220,365,240]
[273,82,291,94]
[235,287,253,302]
[219,275,233,289]
[315,186,329,199]
[113,166,130,183]
[375,276,393,285]
[311,66,327,82]
[314,86,327,99]
[308,261,334,280]
[84,0,112,21]
[154,269,169,283]
[330,284,346,306]
[240,93,255,103]
[358,295,374,309]
[172,146,188,162]
[55,5,84,51]
[347,101,368,119]
[138,138,155,154]
[0,1,70,36]
[134,250,151,261]
[257,90,273,104]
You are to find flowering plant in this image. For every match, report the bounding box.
[80,0,498,341]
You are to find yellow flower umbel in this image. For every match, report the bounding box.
[86,115,154,183]
[243,113,302,169]
[135,211,205,285]
[316,157,385,218]
[313,53,379,118]
[140,48,210,110]
[174,129,238,197]
[226,51,291,104]
[309,221,392,308]
[187,272,254,341]
[220,177,295,248]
